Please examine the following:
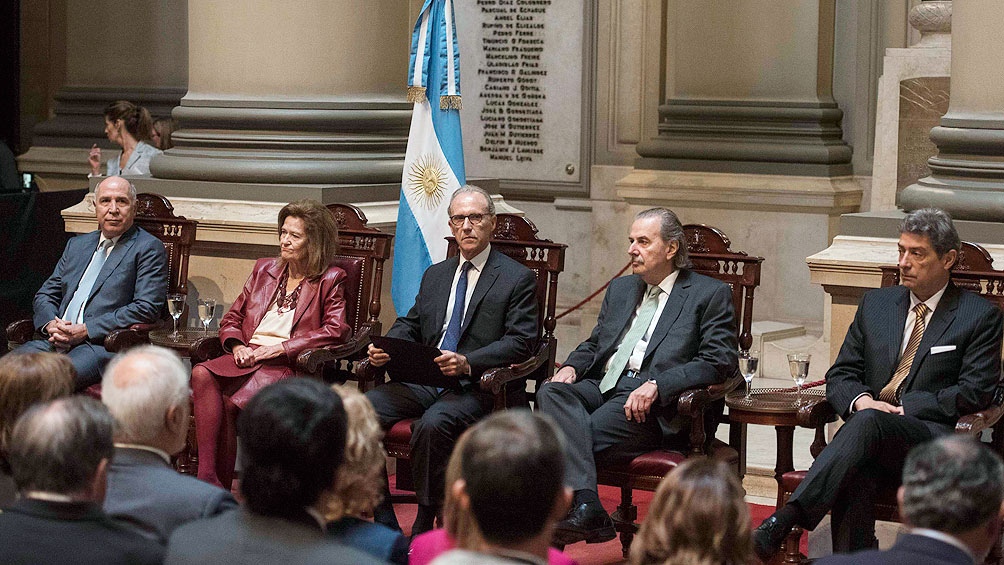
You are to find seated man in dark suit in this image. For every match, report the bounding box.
[17,175,168,390]
[537,207,738,545]
[431,410,571,565]
[755,208,1004,559]
[0,396,163,564]
[165,378,383,565]
[366,185,538,535]
[816,435,1004,565]
[102,345,237,544]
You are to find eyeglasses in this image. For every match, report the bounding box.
[449,213,492,227]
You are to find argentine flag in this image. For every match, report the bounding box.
[392,0,466,316]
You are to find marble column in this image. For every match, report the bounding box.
[148,0,412,202]
[900,1,1004,221]
[634,0,852,176]
[18,0,187,190]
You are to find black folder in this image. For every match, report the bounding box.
[370,335,461,389]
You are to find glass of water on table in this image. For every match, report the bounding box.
[198,298,217,335]
[739,350,759,400]
[787,352,811,406]
[167,293,186,341]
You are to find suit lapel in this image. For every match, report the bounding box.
[644,270,690,363]
[904,284,959,388]
[887,287,911,373]
[62,232,102,306]
[87,227,138,302]
[249,261,283,330]
[289,275,318,330]
[460,250,500,335]
[431,256,460,340]
[594,277,646,366]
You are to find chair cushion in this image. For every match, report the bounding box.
[598,440,739,490]
[781,470,807,493]
[384,419,414,451]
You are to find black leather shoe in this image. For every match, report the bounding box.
[553,502,615,545]
[372,497,401,532]
[752,516,790,561]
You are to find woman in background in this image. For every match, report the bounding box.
[88,100,161,176]
[151,117,177,150]
[325,385,408,565]
[629,458,753,565]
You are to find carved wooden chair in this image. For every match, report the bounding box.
[5,192,197,353]
[181,203,393,476]
[595,224,764,557]
[355,213,566,498]
[775,241,1004,565]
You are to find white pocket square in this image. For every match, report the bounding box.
[930,345,957,355]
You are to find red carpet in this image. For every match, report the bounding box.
[389,479,806,565]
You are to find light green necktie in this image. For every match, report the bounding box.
[599,285,661,393]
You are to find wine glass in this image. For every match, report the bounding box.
[198,298,217,335]
[787,352,811,406]
[739,350,759,400]
[167,293,186,340]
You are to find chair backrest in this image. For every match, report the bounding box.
[880,241,1004,311]
[133,193,197,298]
[325,203,393,337]
[446,214,567,381]
[683,224,764,351]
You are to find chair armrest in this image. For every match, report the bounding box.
[678,373,743,456]
[105,326,153,353]
[295,325,373,375]
[480,342,549,395]
[795,395,837,429]
[957,404,1004,436]
[190,336,225,364]
[6,319,36,348]
[354,357,386,386]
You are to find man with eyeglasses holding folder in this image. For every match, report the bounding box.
[365,185,538,536]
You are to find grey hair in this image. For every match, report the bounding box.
[901,435,1004,535]
[96,176,138,202]
[449,185,495,216]
[635,208,691,269]
[9,396,115,495]
[899,208,960,259]
[102,345,190,444]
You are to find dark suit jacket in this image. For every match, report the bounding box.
[327,515,408,564]
[387,246,538,380]
[826,284,1003,434]
[210,257,350,407]
[166,508,386,565]
[814,533,975,565]
[104,446,238,545]
[0,498,164,564]
[563,270,738,408]
[32,224,168,340]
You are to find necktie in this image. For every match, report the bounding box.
[441,261,473,352]
[878,302,930,404]
[64,239,112,324]
[599,286,662,393]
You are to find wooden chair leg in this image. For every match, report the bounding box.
[611,486,637,558]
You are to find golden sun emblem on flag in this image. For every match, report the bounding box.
[407,153,449,209]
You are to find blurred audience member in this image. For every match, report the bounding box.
[411,426,577,565]
[102,345,237,545]
[629,458,752,565]
[430,410,571,565]
[816,435,1004,565]
[165,378,383,565]
[0,396,163,564]
[0,351,75,507]
[324,385,408,564]
[88,100,161,177]
[0,140,19,191]
[152,117,177,150]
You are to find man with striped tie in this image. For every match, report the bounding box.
[755,208,1004,559]
[18,176,168,390]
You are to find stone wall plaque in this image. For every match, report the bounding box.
[897,77,950,196]
[456,0,583,184]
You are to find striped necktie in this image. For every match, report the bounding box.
[878,302,930,404]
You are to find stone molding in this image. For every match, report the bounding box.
[635,99,853,176]
[615,169,862,214]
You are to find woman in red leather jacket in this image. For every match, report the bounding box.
[191,200,350,488]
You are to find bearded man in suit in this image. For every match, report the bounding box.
[18,175,168,390]
[366,185,538,535]
[754,208,1004,559]
[537,207,739,546]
